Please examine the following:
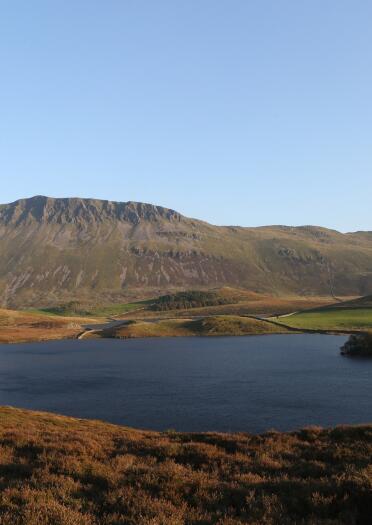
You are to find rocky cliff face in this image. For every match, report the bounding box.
[1,196,372,307]
[0,195,182,226]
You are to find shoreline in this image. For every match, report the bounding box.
[1,403,371,435]
[0,327,352,345]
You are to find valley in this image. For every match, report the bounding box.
[2,287,372,344]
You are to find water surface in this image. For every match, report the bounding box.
[0,334,370,433]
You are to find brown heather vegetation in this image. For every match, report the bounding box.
[0,309,100,344]
[0,407,370,524]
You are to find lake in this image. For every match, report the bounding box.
[0,334,370,433]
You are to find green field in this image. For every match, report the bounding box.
[278,308,372,331]
[84,301,150,317]
[29,300,151,318]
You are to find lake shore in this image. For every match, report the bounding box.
[0,315,361,345]
[1,310,292,344]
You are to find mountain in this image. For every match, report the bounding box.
[1,195,372,307]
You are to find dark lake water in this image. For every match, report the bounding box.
[0,334,371,433]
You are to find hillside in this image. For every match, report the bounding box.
[323,294,372,309]
[122,287,335,319]
[1,196,372,307]
[0,406,370,525]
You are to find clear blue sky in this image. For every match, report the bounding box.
[1,1,371,231]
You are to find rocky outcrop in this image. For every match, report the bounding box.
[0,196,182,227]
[341,334,372,356]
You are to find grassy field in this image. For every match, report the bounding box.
[0,309,101,344]
[87,315,290,340]
[87,301,149,317]
[0,406,370,524]
[277,308,372,332]
[33,300,150,318]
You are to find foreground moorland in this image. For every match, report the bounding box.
[0,407,370,524]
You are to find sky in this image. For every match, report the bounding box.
[0,1,371,232]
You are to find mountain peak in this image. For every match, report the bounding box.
[1,195,372,308]
[0,196,183,226]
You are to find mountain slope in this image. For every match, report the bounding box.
[1,195,372,307]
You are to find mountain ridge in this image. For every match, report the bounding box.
[0,195,183,226]
[2,195,370,233]
[1,196,372,307]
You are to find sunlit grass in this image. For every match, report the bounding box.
[95,315,289,339]
[279,308,372,331]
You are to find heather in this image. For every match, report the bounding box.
[0,407,370,524]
